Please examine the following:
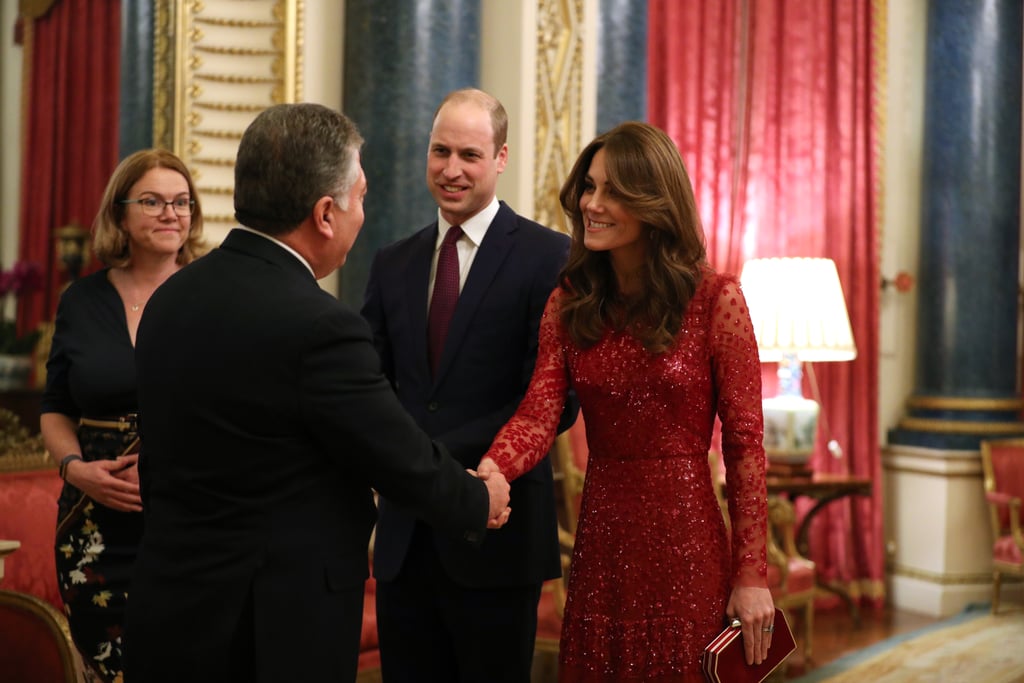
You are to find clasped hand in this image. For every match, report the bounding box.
[467,456,510,528]
[65,453,142,513]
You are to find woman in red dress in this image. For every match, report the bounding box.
[481,122,775,681]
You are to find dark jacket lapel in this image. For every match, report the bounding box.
[405,225,438,375]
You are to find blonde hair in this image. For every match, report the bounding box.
[92,149,206,267]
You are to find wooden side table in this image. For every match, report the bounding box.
[766,473,872,624]
[766,473,872,555]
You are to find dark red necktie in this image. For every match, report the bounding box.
[427,225,463,375]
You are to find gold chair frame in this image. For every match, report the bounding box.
[766,496,816,659]
[0,589,79,682]
[979,437,1024,614]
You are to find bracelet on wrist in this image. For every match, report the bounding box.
[59,454,83,480]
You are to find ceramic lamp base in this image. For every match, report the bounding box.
[762,394,820,466]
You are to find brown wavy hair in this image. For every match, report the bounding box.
[92,148,207,267]
[557,121,707,353]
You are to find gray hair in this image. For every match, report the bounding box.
[234,103,364,235]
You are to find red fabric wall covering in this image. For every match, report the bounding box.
[0,470,63,612]
[647,0,884,603]
[17,0,121,339]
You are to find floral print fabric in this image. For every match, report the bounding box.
[55,425,141,683]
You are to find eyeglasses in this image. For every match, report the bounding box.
[120,195,195,217]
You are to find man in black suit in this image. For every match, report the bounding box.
[362,88,577,683]
[126,103,511,683]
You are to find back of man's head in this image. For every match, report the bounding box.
[234,103,364,236]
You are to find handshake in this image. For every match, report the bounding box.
[469,457,509,529]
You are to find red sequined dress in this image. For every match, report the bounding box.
[485,271,768,682]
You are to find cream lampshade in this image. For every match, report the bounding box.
[739,257,857,471]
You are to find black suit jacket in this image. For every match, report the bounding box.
[363,202,576,588]
[127,229,489,682]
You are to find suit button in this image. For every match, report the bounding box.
[427,401,440,412]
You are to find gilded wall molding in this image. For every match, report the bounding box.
[153,0,303,233]
[906,396,1024,411]
[887,561,993,586]
[534,0,587,235]
[897,417,1024,435]
[882,465,982,477]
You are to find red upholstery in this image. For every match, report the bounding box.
[993,535,1024,565]
[536,580,564,642]
[0,589,77,682]
[767,556,816,597]
[765,496,816,659]
[358,576,380,671]
[535,419,584,659]
[987,444,1024,530]
[0,469,63,611]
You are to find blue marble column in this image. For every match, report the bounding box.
[597,0,646,133]
[889,0,1024,449]
[339,0,480,307]
[120,0,153,156]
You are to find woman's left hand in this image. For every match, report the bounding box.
[725,585,775,665]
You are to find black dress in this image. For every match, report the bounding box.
[43,269,142,683]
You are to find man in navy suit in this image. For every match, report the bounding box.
[362,88,578,683]
[127,103,511,683]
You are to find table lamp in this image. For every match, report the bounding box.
[739,257,857,475]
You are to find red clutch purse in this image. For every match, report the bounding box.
[702,608,796,683]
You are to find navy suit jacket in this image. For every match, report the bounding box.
[363,202,577,588]
[128,229,489,681]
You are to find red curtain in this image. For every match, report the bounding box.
[648,0,884,604]
[17,0,120,339]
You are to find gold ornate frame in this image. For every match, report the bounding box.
[533,0,588,235]
[153,0,303,233]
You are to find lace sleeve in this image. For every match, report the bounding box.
[484,288,571,481]
[711,276,769,587]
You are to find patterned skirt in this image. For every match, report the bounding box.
[54,421,142,683]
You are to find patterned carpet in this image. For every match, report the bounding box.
[793,605,1024,682]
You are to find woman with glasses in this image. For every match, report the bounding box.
[41,148,207,682]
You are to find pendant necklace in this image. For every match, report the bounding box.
[123,274,146,312]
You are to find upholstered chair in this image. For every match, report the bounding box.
[765,496,817,659]
[537,418,588,647]
[708,451,815,659]
[0,589,79,682]
[980,438,1024,614]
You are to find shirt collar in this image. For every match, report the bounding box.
[435,197,500,249]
